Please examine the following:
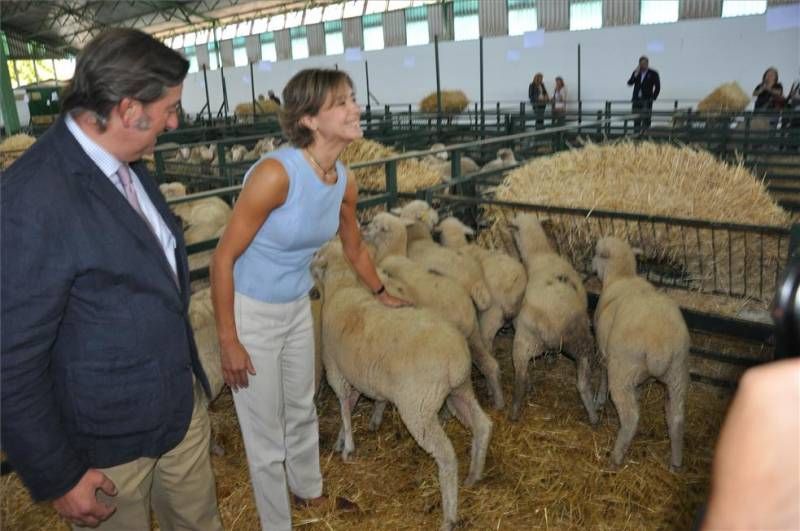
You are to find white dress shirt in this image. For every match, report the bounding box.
[65,113,178,275]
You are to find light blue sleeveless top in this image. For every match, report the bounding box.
[234,146,347,303]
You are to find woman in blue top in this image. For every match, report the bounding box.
[210,69,407,530]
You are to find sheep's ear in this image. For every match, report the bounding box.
[390,207,402,215]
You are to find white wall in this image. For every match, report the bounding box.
[180,8,799,115]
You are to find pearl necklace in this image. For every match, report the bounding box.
[305,148,337,181]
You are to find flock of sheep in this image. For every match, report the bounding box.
[164,145,689,530]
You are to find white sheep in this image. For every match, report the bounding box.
[509,213,596,423]
[159,181,187,200]
[436,217,527,351]
[364,213,504,409]
[188,288,225,403]
[391,201,492,311]
[228,144,248,163]
[311,241,492,531]
[592,237,690,470]
[480,148,517,174]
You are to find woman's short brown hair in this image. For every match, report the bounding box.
[279,69,354,148]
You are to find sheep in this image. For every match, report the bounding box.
[364,213,504,409]
[311,241,492,531]
[228,144,248,163]
[436,216,527,351]
[159,181,187,200]
[392,202,492,312]
[188,288,225,403]
[480,148,517,174]
[509,214,596,423]
[422,143,480,179]
[591,237,690,471]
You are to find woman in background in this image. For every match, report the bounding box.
[551,76,567,126]
[528,72,549,129]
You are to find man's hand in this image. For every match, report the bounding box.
[53,469,117,528]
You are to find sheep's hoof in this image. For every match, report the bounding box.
[367,420,381,432]
[587,412,599,427]
[508,408,521,422]
[210,442,225,457]
[669,463,682,473]
[463,474,481,487]
[342,449,357,462]
[608,457,623,471]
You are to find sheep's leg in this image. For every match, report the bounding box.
[467,329,504,410]
[335,388,361,461]
[565,325,598,425]
[594,365,609,412]
[510,326,542,422]
[478,305,505,354]
[609,382,640,467]
[368,400,387,431]
[447,382,493,487]
[665,368,688,472]
[398,405,459,531]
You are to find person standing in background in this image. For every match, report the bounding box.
[753,67,784,111]
[551,76,568,126]
[627,55,660,133]
[268,89,282,106]
[528,73,549,129]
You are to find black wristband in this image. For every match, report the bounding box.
[373,284,386,296]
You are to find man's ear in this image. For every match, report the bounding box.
[117,97,139,127]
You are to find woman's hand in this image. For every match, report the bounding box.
[376,290,413,308]
[220,338,256,390]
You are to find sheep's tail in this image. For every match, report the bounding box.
[471,281,492,311]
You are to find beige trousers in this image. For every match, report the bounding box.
[233,292,322,531]
[74,381,223,531]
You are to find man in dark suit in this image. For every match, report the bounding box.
[1,29,222,530]
[627,55,661,133]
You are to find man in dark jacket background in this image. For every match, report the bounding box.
[627,55,661,132]
[1,28,222,530]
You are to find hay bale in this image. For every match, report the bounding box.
[234,97,280,118]
[481,141,790,300]
[696,82,751,114]
[340,138,443,193]
[419,90,469,114]
[0,134,36,170]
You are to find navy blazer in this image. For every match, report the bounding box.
[1,117,211,502]
[627,68,661,101]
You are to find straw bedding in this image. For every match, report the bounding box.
[419,90,470,114]
[0,133,36,170]
[480,141,790,302]
[0,334,730,530]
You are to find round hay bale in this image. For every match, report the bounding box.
[696,82,751,114]
[0,133,36,170]
[419,90,469,114]
[480,141,790,299]
[234,99,280,118]
[340,138,443,193]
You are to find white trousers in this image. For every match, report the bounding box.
[232,292,322,531]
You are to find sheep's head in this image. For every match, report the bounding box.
[364,213,413,261]
[497,148,516,163]
[435,217,474,247]
[429,143,449,161]
[392,200,439,232]
[178,146,191,160]
[509,213,552,262]
[592,237,638,284]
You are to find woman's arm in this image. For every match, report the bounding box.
[210,159,289,389]
[338,171,409,308]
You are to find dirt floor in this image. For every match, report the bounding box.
[1,335,732,530]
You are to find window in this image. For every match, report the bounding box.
[268,14,285,31]
[7,61,19,88]
[362,13,384,50]
[305,6,324,24]
[570,0,602,30]
[233,36,249,66]
[722,0,767,17]
[184,45,199,73]
[406,6,429,46]
[290,26,309,59]
[640,0,678,24]
[252,17,268,34]
[325,20,345,55]
[221,23,237,40]
[260,32,277,62]
[35,59,55,82]
[53,58,76,81]
[365,0,387,14]
[163,36,173,48]
[171,34,184,49]
[388,0,413,10]
[343,0,366,18]
[183,32,196,47]
[453,0,480,41]
[508,0,537,36]
[236,20,252,37]
[15,60,38,86]
[323,3,344,20]
[285,10,304,28]
[195,29,209,45]
[208,41,219,70]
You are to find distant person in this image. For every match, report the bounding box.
[551,76,567,126]
[627,55,660,133]
[753,67,784,111]
[528,72,549,129]
[268,89,281,106]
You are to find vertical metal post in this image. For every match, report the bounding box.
[386,160,398,210]
[365,60,372,128]
[0,31,20,133]
[249,61,257,120]
[202,65,212,124]
[577,44,581,112]
[434,35,442,130]
[604,101,611,137]
[213,22,229,121]
[479,36,485,139]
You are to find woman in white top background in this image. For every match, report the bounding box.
[552,76,567,126]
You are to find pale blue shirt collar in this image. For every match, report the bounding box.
[64,112,125,178]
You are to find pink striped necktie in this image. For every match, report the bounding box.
[117,164,145,216]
